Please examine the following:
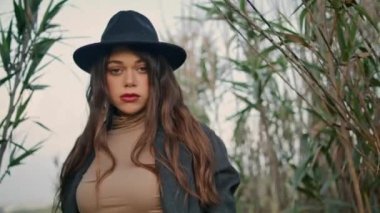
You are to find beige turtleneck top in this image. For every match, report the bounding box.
[76,114,162,213]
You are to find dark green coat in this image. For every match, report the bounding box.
[61,125,240,213]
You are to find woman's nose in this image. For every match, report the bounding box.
[123,69,136,87]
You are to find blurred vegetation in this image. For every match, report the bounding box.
[0,0,67,183]
[179,0,379,212]
[2,0,380,212]
[9,207,57,213]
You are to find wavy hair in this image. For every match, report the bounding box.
[57,46,219,210]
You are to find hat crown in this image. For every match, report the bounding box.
[101,10,159,43]
[73,10,186,72]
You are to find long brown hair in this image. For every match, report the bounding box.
[57,46,219,209]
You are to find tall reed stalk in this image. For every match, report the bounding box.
[0,0,67,183]
[196,0,380,212]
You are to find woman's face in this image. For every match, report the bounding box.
[106,49,149,115]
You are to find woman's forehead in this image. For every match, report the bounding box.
[107,49,145,64]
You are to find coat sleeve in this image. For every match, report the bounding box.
[203,125,240,213]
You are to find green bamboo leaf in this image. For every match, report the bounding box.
[292,135,316,187]
[228,58,257,79]
[226,105,251,120]
[321,138,335,169]
[239,0,246,11]
[6,19,13,52]
[0,20,13,73]
[305,107,329,124]
[24,37,59,85]
[46,0,68,21]
[292,0,316,16]
[194,3,220,16]
[336,16,349,61]
[30,0,43,15]
[221,79,251,94]
[37,0,67,34]
[13,0,26,36]
[33,120,50,131]
[37,0,53,34]
[43,23,59,32]
[329,0,343,10]
[7,134,28,166]
[233,92,258,110]
[30,73,44,84]
[232,105,249,142]
[221,79,249,89]
[347,17,358,52]
[194,4,212,12]
[9,143,17,166]
[31,37,59,62]
[9,140,28,152]
[8,144,41,167]
[12,116,27,130]
[28,84,49,91]
[13,93,33,129]
[365,53,379,73]
[353,5,379,32]
[260,46,278,60]
[300,59,325,74]
[270,20,298,35]
[0,72,15,86]
[278,12,297,31]
[298,6,308,34]
[0,116,6,128]
[199,56,210,85]
[35,53,64,74]
[211,0,227,8]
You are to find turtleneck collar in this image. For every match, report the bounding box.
[108,109,145,134]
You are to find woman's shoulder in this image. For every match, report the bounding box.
[199,123,222,142]
[200,123,240,213]
[199,123,217,137]
[199,123,229,154]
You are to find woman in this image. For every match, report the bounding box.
[57,10,239,213]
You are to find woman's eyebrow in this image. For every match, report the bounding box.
[107,60,123,65]
[106,59,145,65]
[135,59,146,64]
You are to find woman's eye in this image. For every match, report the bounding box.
[108,68,123,75]
[136,66,147,73]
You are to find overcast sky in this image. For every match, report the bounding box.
[0,0,183,209]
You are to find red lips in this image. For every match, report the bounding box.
[120,93,140,102]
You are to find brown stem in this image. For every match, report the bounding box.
[340,123,366,213]
[259,104,281,212]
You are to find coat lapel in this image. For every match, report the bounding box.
[63,149,95,213]
[154,127,196,213]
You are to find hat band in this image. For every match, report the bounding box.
[101,32,158,43]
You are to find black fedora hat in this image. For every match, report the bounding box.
[73,10,187,72]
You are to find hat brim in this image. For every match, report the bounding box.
[73,41,186,72]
